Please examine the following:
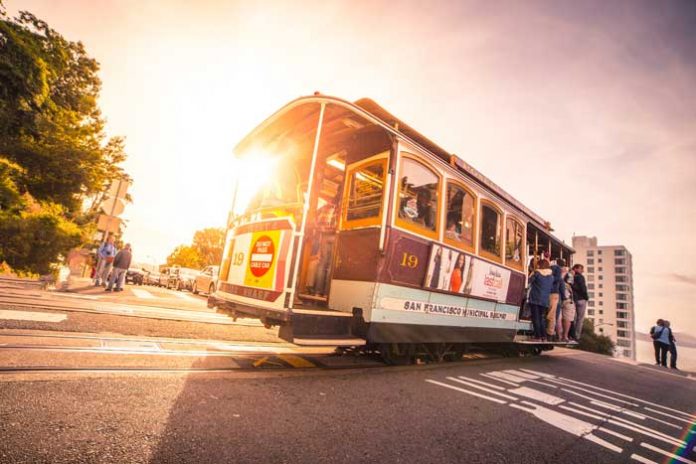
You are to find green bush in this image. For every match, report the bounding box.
[578,319,615,356]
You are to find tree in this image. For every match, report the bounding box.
[192,227,225,266]
[166,245,203,269]
[577,319,615,356]
[0,8,128,273]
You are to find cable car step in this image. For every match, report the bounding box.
[292,336,366,347]
[514,336,579,346]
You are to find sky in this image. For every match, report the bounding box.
[6,0,696,334]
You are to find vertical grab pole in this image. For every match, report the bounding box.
[287,103,326,310]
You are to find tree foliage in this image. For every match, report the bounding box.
[165,227,225,270]
[0,7,128,273]
[578,319,615,356]
[192,227,225,266]
[166,245,203,269]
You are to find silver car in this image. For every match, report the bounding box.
[192,265,219,295]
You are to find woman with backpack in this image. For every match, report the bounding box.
[651,319,672,367]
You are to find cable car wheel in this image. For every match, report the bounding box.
[378,343,415,365]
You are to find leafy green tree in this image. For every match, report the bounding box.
[166,245,203,269]
[192,227,225,266]
[0,6,129,273]
[578,319,615,356]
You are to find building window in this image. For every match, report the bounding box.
[617,311,628,319]
[479,202,502,261]
[504,217,524,270]
[587,309,595,316]
[598,250,602,254]
[617,303,627,309]
[587,283,594,290]
[588,300,595,307]
[588,275,594,282]
[599,292,603,297]
[599,301,603,306]
[397,157,440,238]
[587,258,595,265]
[587,250,594,257]
[616,276,627,283]
[598,258,602,263]
[444,182,476,251]
[616,267,625,274]
[588,292,595,299]
[598,283,603,288]
[615,258,625,265]
[617,321,628,328]
[598,309,603,315]
[587,267,594,273]
[614,249,625,256]
[617,293,627,301]
[598,267,603,271]
[616,285,629,292]
[343,159,387,228]
[617,330,629,338]
[598,275,603,280]
[617,340,631,347]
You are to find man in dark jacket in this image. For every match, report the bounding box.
[547,259,565,339]
[571,264,589,339]
[527,259,554,341]
[106,244,133,292]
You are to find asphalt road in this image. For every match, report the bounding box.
[1,350,694,464]
[0,285,694,463]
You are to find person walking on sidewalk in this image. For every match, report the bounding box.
[106,244,132,292]
[94,235,116,286]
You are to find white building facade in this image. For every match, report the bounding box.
[571,236,636,359]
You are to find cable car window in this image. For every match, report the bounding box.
[505,217,524,269]
[445,182,475,250]
[343,158,386,228]
[397,157,440,237]
[480,203,501,259]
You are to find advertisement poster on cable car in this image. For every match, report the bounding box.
[424,243,511,303]
[221,218,293,302]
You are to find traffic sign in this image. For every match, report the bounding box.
[97,214,121,234]
[100,197,125,216]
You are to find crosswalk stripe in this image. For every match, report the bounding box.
[131,289,155,299]
[0,310,67,323]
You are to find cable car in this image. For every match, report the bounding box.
[209,94,573,363]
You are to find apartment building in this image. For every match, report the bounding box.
[571,236,636,359]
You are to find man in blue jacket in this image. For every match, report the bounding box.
[547,258,565,339]
[528,259,554,341]
[94,235,116,287]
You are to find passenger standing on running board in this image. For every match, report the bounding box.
[527,259,554,342]
[570,264,588,340]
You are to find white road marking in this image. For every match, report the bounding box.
[485,371,529,383]
[643,407,696,425]
[558,376,696,420]
[507,386,565,405]
[456,376,506,391]
[425,379,507,404]
[640,442,696,464]
[584,433,623,453]
[590,400,648,420]
[558,383,640,407]
[52,293,98,300]
[447,377,519,401]
[526,378,558,389]
[480,373,519,387]
[561,404,685,448]
[514,400,622,453]
[503,369,539,379]
[596,427,633,442]
[0,310,67,323]
[519,368,555,379]
[131,289,155,299]
[172,292,198,302]
[631,453,659,464]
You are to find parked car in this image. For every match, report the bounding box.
[125,268,144,285]
[144,270,160,286]
[168,267,200,291]
[192,265,219,295]
[158,267,173,287]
